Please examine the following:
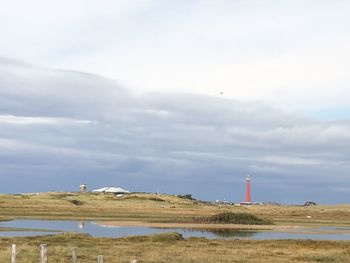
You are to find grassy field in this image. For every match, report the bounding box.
[1,192,350,262]
[0,192,349,226]
[0,232,349,263]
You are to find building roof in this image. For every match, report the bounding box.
[92,186,130,193]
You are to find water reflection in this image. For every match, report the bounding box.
[0,220,350,240]
[178,228,257,238]
[77,221,85,232]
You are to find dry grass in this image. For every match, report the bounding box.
[0,192,349,227]
[0,192,350,262]
[0,233,349,263]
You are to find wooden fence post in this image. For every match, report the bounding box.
[39,244,47,263]
[97,255,104,263]
[72,248,77,263]
[11,244,16,263]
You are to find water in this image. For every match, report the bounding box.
[1,220,350,240]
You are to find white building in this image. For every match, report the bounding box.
[92,186,130,194]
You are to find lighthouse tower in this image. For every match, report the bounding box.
[245,176,251,203]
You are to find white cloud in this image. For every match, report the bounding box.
[0,115,94,125]
[1,1,350,111]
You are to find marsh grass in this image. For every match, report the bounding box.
[69,200,84,206]
[199,212,274,225]
[148,197,165,202]
[0,233,349,263]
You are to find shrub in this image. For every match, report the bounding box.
[69,200,84,206]
[200,212,273,225]
[121,232,183,243]
[150,232,184,242]
[177,194,193,200]
[149,197,165,202]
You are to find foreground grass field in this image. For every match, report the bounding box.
[0,232,350,263]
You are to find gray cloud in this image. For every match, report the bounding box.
[0,57,349,203]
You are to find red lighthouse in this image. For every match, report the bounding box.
[245,176,251,203]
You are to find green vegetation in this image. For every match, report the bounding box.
[177,194,194,200]
[69,199,84,206]
[111,232,184,243]
[201,212,274,225]
[148,197,165,202]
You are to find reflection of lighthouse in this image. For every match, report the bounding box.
[245,176,251,203]
[78,221,85,232]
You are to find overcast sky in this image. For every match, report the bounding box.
[0,1,349,203]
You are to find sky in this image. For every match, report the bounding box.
[0,0,349,203]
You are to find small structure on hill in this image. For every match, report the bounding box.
[79,184,87,193]
[304,201,317,206]
[92,186,130,194]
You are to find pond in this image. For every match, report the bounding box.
[1,220,350,240]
